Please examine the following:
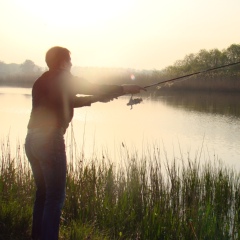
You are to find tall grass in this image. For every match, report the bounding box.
[1,137,240,239]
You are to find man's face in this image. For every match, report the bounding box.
[59,55,72,72]
[63,57,72,72]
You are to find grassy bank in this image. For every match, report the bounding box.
[1,139,240,239]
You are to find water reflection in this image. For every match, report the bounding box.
[0,87,240,171]
[0,86,31,96]
[155,91,240,117]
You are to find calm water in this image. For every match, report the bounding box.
[1,86,240,170]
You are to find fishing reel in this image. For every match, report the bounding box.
[127,94,143,110]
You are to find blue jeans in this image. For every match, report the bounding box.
[25,128,66,240]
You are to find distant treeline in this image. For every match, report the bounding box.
[0,59,43,87]
[155,43,240,93]
[0,43,240,92]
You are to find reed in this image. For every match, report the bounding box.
[1,138,240,240]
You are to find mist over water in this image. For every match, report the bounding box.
[1,87,240,171]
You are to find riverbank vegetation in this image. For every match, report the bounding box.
[1,139,240,239]
[0,43,240,93]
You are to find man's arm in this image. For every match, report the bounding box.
[73,94,122,108]
[73,96,92,108]
[72,76,124,96]
[71,75,145,96]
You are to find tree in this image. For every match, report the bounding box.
[20,60,38,73]
[0,61,6,73]
[225,44,240,63]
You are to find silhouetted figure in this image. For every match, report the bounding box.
[25,46,144,240]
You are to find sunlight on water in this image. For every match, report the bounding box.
[0,87,31,95]
[1,87,240,171]
[71,96,240,170]
[0,88,31,147]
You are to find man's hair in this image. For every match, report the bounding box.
[45,46,71,69]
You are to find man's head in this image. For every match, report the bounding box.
[45,46,72,71]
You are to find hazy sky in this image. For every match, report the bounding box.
[1,0,240,70]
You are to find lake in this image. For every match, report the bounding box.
[0,86,240,171]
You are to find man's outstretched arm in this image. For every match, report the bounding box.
[73,94,121,108]
[73,84,145,108]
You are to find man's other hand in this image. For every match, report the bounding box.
[121,84,146,94]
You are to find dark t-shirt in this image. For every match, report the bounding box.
[27,69,123,131]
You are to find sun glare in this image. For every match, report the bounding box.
[16,0,134,29]
[130,74,136,80]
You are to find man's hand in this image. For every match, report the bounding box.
[91,85,146,104]
[121,84,146,94]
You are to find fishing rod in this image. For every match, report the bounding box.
[126,60,240,109]
[143,60,240,89]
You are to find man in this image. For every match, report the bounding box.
[25,46,144,240]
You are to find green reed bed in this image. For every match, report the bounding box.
[0,139,34,240]
[1,139,240,240]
